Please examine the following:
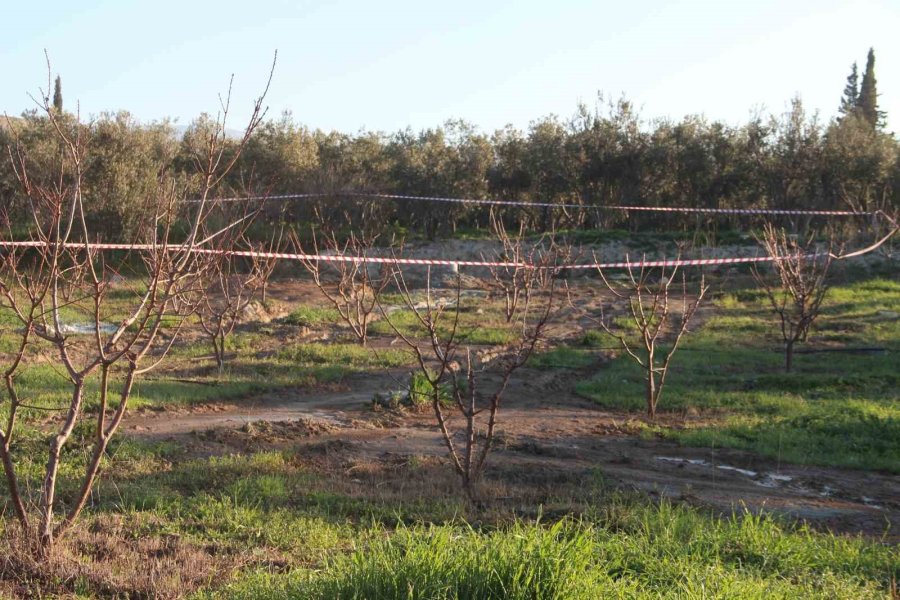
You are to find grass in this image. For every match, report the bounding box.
[370,305,516,346]
[284,305,342,327]
[529,346,597,370]
[562,227,755,249]
[277,342,412,369]
[2,275,898,598]
[0,354,339,420]
[36,438,891,599]
[99,442,899,599]
[111,451,359,557]
[3,409,898,599]
[575,278,900,472]
[199,499,898,599]
[0,322,411,423]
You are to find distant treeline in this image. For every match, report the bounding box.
[1,94,896,241]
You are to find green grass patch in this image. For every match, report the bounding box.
[370,307,515,346]
[284,305,341,327]
[576,277,900,472]
[529,346,597,370]
[277,342,412,369]
[5,428,895,598]
[201,500,898,599]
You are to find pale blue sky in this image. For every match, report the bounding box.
[3,0,899,132]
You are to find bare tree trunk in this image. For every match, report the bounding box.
[58,368,135,539]
[646,370,657,419]
[0,438,28,529]
[39,381,85,554]
[215,330,226,375]
[378,257,563,506]
[1,375,28,529]
[753,224,838,375]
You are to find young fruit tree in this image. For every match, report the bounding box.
[0,60,273,557]
[196,223,281,373]
[594,259,708,419]
[484,208,539,323]
[294,226,393,346]
[378,247,568,503]
[751,224,833,372]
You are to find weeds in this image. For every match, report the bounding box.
[203,502,898,599]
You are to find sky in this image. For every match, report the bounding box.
[2,0,899,134]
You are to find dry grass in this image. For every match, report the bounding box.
[0,514,260,599]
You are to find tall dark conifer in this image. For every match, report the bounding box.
[52,76,63,113]
[857,48,882,129]
[838,62,858,118]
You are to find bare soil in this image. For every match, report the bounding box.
[126,365,900,540]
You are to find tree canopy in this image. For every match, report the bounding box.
[1,56,895,241]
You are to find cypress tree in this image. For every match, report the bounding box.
[838,62,858,118]
[857,48,883,129]
[52,76,63,113]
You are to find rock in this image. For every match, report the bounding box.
[240,300,273,323]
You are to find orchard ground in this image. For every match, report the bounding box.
[0,242,898,598]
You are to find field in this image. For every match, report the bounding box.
[0,242,898,599]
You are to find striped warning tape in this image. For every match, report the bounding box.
[0,240,811,270]
[190,191,871,217]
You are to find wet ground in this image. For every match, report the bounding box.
[126,367,900,540]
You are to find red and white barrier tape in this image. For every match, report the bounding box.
[0,240,809,270]
[192,191,871,217]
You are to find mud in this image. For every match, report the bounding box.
[125,366,900,540]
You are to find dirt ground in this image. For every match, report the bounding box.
[125,360,900,541]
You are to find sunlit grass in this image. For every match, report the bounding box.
[198,500,898,599]
[575,277,900,472]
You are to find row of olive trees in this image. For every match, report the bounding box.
[3,95,898,243]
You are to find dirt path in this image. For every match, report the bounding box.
[124,369,900,539]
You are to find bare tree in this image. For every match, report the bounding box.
[258,220,283,304]
[594,259,708,419]
[0,56,273,557]
[294,226,393,346]
[378,248,567,502]
[484,209,538,323]
[196,234,278,374]
[752,224,833,372]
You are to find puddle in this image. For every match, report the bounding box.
[655,456,800,489]
[412,298,457,310]
[383,297,457,315]
[861,496,883,509]
[49,322,118,335]
[716,465,758,477]
[756,473,793,488]
[655,456,709,467]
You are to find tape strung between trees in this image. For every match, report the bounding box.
[0,229,895,271]
[2,205,895,270]
[185,190,875,217]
